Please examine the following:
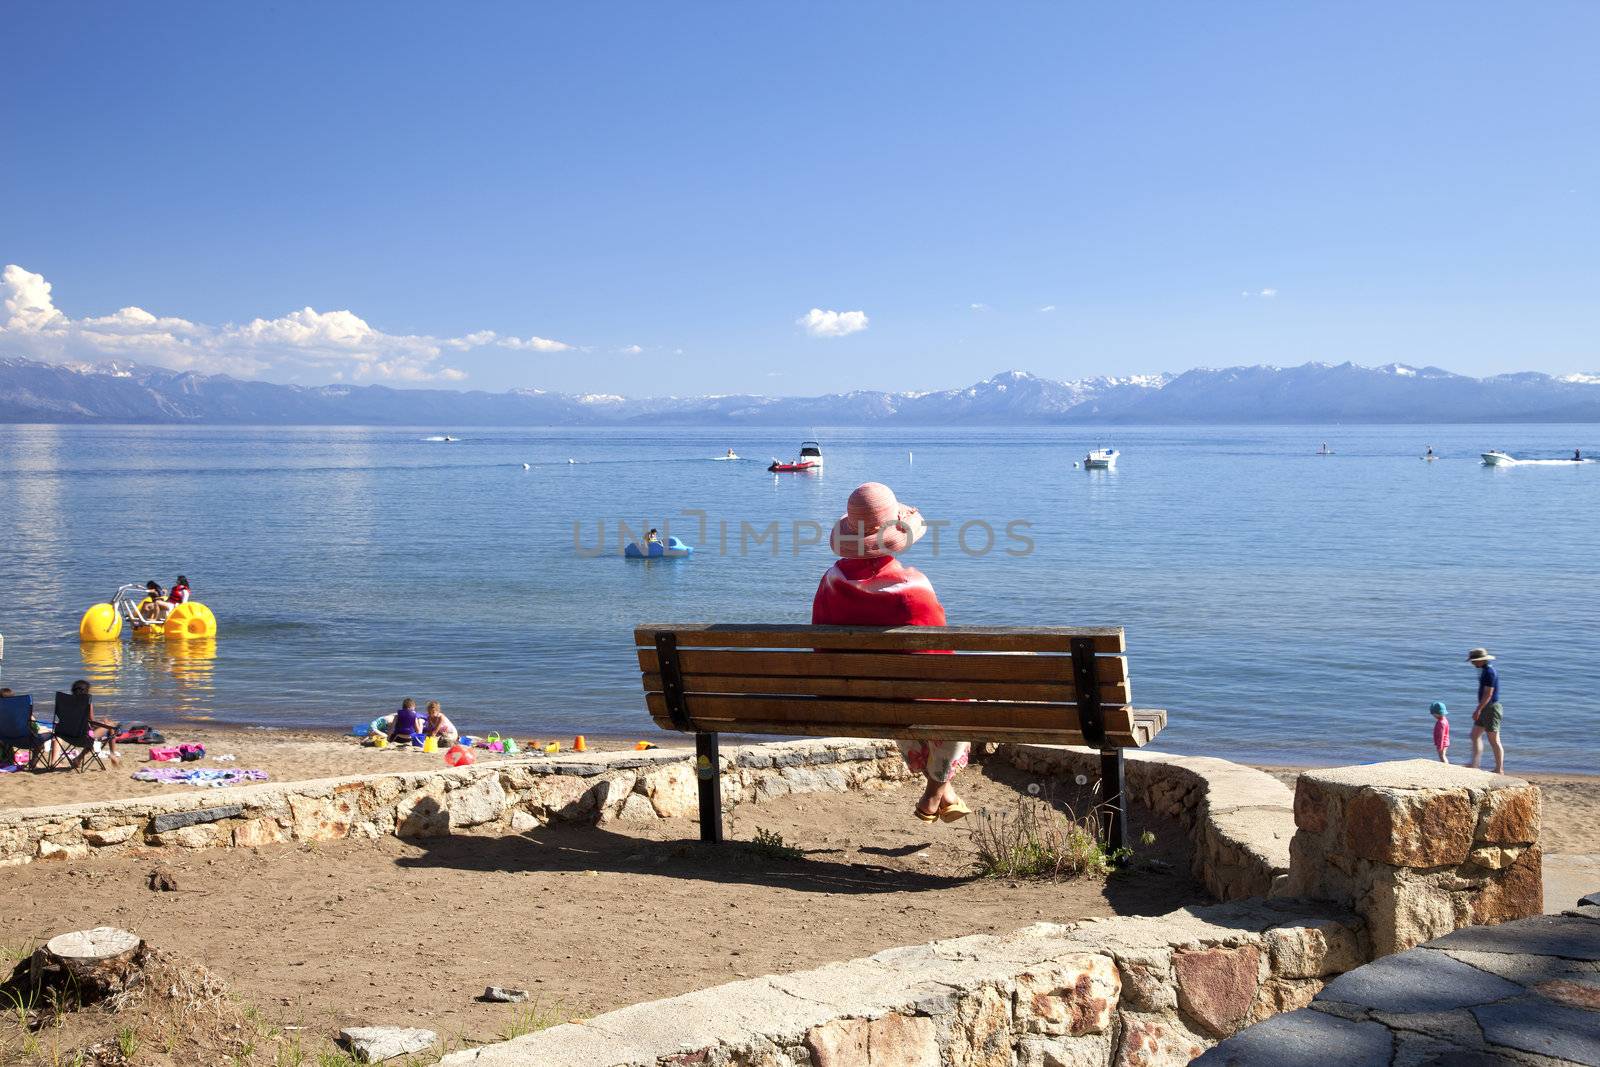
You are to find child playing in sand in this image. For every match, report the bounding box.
[387,698,423,746]
[1431,701,1450,763]
[423,701,458,746]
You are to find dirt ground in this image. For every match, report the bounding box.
[0,759,1202,1056]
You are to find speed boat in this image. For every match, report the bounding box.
[1083,448,1118,470]
[1481,451,1516,467]
[769,440,823,472]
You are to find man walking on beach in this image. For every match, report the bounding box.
[1465,647,1505,774]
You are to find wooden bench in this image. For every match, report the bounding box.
[634,624,1167,848]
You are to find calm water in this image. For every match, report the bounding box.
[1,424,1596,771]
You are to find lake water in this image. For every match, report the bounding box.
[1,424,1595,772]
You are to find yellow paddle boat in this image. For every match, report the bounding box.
[79,584,217,642]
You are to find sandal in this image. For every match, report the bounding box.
[937,800,971,823]
[914,804,940,823]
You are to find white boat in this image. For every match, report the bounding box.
[1084,448,1118,469]
[714,450,740,461]
[1481,451,1516,467]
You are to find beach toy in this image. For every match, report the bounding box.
[444,744,475,767]
[545,741,560,754]
[459,735,477,747]
[78,602,123,642]
[422,735,439,753]
[148,746,181,762]
[633,741,657,751]
[574,735,587,753]
[350,724,368,737]
[501,738,519,755]
[373,735,389,749]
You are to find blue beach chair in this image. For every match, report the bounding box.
[0,694,53,771]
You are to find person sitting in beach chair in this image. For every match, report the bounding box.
[0,689,54,772]
[52,680,121,771]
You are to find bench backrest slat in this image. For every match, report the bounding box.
[636,624,1124,655]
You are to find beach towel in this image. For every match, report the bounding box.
[132,767,268,788]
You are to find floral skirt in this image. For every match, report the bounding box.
[898,739,970,783]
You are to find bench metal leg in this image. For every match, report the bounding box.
[1099,748,1128,856]
[695,731,723,844]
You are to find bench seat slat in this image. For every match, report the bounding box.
[636,624,1124,655]
[633,648,1128,686]
[641,672,1129,706]
[647,692,1092,733]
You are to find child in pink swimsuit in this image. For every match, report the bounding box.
[1430,702,1449,764]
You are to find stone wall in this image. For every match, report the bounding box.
[998,746,1295,902]
[1280,760,1543,955]
[439,899,1368,1067]
[0,739,910,866]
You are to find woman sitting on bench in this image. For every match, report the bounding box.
[811,482,971,824]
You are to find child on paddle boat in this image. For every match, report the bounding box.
[810,482,971,824]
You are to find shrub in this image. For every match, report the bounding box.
[971,797,1125,879]
[747,828,803,862]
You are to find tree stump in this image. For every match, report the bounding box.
[30,927,146,1001]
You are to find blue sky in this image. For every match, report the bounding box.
[3,3,1597,395]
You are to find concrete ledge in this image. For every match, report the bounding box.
[997,745,1296,901]
[439,898,1367,1067]
[0,738,911,865]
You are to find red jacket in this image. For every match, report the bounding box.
[811,556,946,627]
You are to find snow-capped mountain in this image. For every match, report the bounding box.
[2,357,1597,424]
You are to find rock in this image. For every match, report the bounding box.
[509,808,538,833]
[1114,1011,1212,1066]
[166,823,225,849]
[1191,1007,1391,1066]
[948,985,1011,1067]
[482,986,529,1003]
[616,792,657,821]
[1363,869,1457,955]
[447,774,508,829]
[805,1013,940,1067]
[1473,993,1600,1065]
[37,838,89,860]
[1114,948,1176,1013]
[288,793,354,841]
[339,1026,438,1062]
[1015,1032,1115,1067]
[1263,919,1365,979]
[395,780,449,837]
[1343,787,1473,867]
[1466,844,1523,870]
[147,868,178,891]
[641,763,699,819]
[1249,976,1322,1022]
[233,818,283,848]
[1014,953,1121,1036]
[1468,845,1543,924]
[1173,945,1261,1038]
[1474,784,1541,846]
[150,804,243,834]
[1315,948,1522,1013]
[84,824,139,846]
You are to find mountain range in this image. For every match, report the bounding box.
[3,356,1599,425]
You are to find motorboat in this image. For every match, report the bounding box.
[1083,448,1118,470]
[624,536,694,559]
[769,440,823,472]
[1481,451,1515,467]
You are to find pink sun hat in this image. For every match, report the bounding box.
[830,482,928,558]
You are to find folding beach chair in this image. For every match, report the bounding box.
[0,695,53,771]
[52,692,108,772]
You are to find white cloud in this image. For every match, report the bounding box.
[969,302,991,312]
[1038,305,1056,313]
[1240,288,1279,298]
[798,308,869,338]
[619,344,644,355]
[495,334,572,353]
[0,264,575,382]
